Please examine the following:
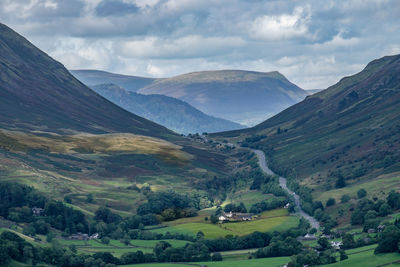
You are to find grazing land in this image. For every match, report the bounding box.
[151,209,298,238]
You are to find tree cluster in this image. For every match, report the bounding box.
[137,191,199,221]
[0,182,88,235]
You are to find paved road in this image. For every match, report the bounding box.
[253,149,320,230]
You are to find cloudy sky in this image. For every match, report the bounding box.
[1,0,400,89]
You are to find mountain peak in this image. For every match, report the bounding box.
[0,23,175,139]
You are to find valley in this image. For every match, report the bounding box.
[0,11,399,267]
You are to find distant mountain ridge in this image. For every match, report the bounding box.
[71,69,159,92]
[90,83,244,134]
[138,70,309,126]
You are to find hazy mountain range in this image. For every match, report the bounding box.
[138,70,309,126]
[73,69,309,127]
[90,83,244,134]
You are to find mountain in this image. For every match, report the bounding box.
[306,89,323,95]
[138,70,308,126]
[0,23,236,215]
[0,23,175,139]
[71,69,158,92]
[91,83,244,134]
[217,54,400,191]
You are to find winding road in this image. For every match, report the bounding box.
[253,149,320,230]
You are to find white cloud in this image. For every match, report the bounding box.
[2,0,400,90]
[118,35,245,59]
[48,38,113,70]
[146,63,165,76]
[43,0,57,9]
[250,6,311,40]
[313,31,360,50]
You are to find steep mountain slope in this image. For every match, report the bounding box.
[0,23,175,139]
[138,70,308,126]
[217,55,400,191]
[90,83,244,134]
[71,69,158,92]
[0,23,237,215]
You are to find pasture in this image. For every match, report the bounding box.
[151,208,298,238]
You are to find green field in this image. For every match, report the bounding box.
[151,208,298,238]
[223,215,298,236]
[80,246,153,257]
[57,238,192,257]
[322,248,400,267]
[313,171,400,204]
[151,223,232,239]
[122,256,291,267]
[222,190,276,210]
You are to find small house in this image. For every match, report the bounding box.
[330,241,343,250]
[90,233,99,239]
[32,207,44,216]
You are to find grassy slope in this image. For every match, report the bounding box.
[0,24,176,140]
[214,54,400,198]
[0,131,232,215]
[151,209,298,239]
[0,23,241,216]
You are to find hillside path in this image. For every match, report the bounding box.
[252,149,320,230]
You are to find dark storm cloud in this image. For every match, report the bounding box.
[0,0,399,89]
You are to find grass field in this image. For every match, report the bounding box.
[151,223,232,239]
[152,209,298,238]
[222,191,276,210]
[313,171,400,204]
[122,256,291,267]
[322,247,400,267]
[57,238,192,257]
[79,246,154,257]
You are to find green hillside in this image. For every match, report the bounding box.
[0,23,237,216]
[0,23,173,139]
[216,55,400,193]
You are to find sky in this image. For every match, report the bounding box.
[1,0,400,89]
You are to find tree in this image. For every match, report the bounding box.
[335,176,346,188]
[101,237,110,245]
[64,195,72,204]
[210,214,219,224]
[341,194,350,203]
[196,231,205,240]
[375,225,400,253]
[69,244,77,254]
[326,198,336,207]
[86,193,94,203]
[289,249,319,267]
[341,233,355,249]
[357,189,367,199]
[379,203,392,216]
[339,249,348,260]
[351,210,364,225]
[387,191,400,209]
[317,237,331,251]
[211,252,222,261]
